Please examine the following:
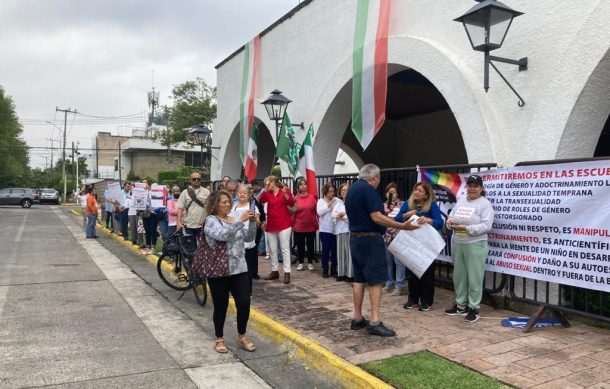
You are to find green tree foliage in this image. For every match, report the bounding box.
[153,78,217,149]
[0,85,31,187]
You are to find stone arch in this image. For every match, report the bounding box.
[220,119,275,180]
[312,35,495,175]
[556,47,610,159]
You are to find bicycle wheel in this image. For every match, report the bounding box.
[192,273,208,307]
[157,253,191,291]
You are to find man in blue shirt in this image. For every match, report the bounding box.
[346,164,420,337]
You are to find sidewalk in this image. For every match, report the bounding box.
[252,257,610,388]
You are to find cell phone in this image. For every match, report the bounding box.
[387,192,393,207]
[250,199,256,212]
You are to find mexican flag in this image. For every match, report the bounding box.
[239,35,260,165]
[244,123,258,182]
[351,0,391,150]
[298,124,318,197]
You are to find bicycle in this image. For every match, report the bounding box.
[156,230,207,307]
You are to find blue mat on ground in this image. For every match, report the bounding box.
[501,317,562,329]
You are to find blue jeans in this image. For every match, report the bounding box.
[258,230,266,254]
[142,213,158,247]
[157,216,168,239]
[385,243,405,290]
[120,209,129,238]
[319,232,337,274]
[86,214,97,237]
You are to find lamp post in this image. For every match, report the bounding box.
[187,125,213,172]
[454,0,528,106]
[261,90,292,141]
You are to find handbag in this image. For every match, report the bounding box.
[192,223,230,278]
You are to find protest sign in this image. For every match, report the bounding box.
[150,184,166,208]
[388,217,446,279]
[420,160,610,292]
[131,189,148,211]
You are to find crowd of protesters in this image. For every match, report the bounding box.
[87,164,493,351]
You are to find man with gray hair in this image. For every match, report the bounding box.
[345,163,420,337]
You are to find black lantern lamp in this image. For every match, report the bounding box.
[187,125,213,170]
[261,90,304,140]
[455,0,528,106]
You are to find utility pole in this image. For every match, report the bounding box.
[46,137,54,180]
[56,107,77,203]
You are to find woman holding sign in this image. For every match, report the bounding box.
[444,175,495,323]
[395,182,443,311]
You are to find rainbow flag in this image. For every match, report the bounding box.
[420,169,462,196]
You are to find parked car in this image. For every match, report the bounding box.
[0,188,41,208]
[38,188,60,204]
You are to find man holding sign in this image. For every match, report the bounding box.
[345,164,420,337]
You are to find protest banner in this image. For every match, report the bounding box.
[106,182,121,202]
[420,160,610,292]
[388,217,446,278]
[150,184,166,208]
[131,189,148,211]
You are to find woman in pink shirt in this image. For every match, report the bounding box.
[293,178,318,272]
[259,176,296,284]
[166,186,181,236]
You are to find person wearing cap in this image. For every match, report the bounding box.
[444,174,494,323]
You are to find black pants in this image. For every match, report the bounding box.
[245,246,258,291]
[408,262,436,305]
[105,211,113,229]
[207,272,251,338]
[294,231,316,264]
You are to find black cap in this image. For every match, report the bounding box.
[466,175,483,186]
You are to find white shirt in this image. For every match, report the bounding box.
[332,199,349,234]
[231,203,260,249]
[79,194,88,209]
[317,197,338,234]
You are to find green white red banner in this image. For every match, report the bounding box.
[352,0,391,150]
[244,123,258,182]
[239,36,260,167]
[298,124,317,197]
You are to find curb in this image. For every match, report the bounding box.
[69,209,392,388]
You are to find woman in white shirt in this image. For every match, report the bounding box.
[231,184,260,293]
[317,183,338,278]
[333,183,352,282]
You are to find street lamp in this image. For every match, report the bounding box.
[261,90,292,141]
[454,0,528,106]
[187,125,212,172]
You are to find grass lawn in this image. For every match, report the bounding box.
[360,351,508,389]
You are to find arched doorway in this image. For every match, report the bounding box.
[594,114,610,157]
[221,119,275,180]
[316,65,468,172]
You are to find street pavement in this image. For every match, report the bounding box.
[0,205,331,389]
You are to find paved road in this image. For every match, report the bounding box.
[0,205,331,389]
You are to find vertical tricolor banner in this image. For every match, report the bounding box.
[244,123,258,182]
[352,0,391,150]
[298,124,318,197]
[239,35,261,167]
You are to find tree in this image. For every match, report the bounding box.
[0,85,31,187]
[153,77,217,152]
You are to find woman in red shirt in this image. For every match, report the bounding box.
[259,176,296,284]
[293,178,318,271]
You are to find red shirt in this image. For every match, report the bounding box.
[259,188,296,232]
[293,193,318,232]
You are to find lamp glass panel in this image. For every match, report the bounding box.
[489,8,514,47]
[463,9,490,50]
[264,103,276,120]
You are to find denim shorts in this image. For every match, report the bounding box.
[350,234,387,286]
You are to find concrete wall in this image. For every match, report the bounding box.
[214,0,610,178]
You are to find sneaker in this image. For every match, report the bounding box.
[445,305,468,316]
[265,255,270,260]
[464,308,480,322]
[419,303,431,312]
[403,297,416,310]
[391,288,403,296]
[350,318,369,330]
[383,285,394,293]
[307,264,314,271]
[366,321,396,337]
[296,264,304,271]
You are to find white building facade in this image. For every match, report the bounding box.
[213,0,610,179]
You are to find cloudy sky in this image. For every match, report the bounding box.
[0,0,299,168]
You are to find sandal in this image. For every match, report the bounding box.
[214,338,228,353]
[238,336,256,352]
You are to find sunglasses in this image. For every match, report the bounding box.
[191,177,201,181]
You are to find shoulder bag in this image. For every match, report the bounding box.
[192,218,230,278]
